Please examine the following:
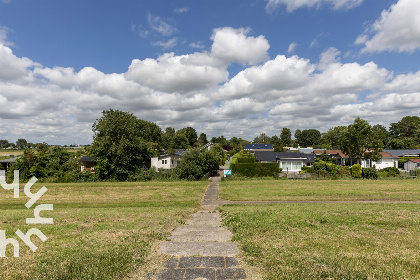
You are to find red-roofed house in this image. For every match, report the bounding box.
[313,150,349,166]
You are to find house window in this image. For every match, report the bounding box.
[172,160,174,165]
[162,160,167,164]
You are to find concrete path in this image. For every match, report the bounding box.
[155,175,246,280]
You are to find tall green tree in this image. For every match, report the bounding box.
[198,133,208,145]
[340,117,383,164]
[322,126,347,149]
[298,129,321,147]
[16,138,28,149]
[91,109,153,180]
[280,128,292,146]
[177,127,198,146]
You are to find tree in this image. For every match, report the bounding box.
[172,132,189,149]
[198,133,208,145]
[280,128,292,146]
[322,126,347,149]
[298,129,321,147]
[253,133,270,144]
[175,148,219,180]
[16,138,28,149]
[177,127,198,147]
[340,117,383,164]
[0,139,9,148]
[91,109,153,180]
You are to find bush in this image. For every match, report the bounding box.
[326,162,339,176]
[379,167,400,177]
[314,161,327,171]
[337,166,351,177]
[231,163,279,177]
[351,164,362,178]
[362,167,378,179]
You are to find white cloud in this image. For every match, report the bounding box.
[287,42,297,53]
[174,7,189,14]
[266,0,364,13]
[356,0,420,53]
[125,52,228,93]
[1,25,420,144]
[210,27,270,66]
[153,37,178,49]
[147,13,177,36]
[0,26,13,47]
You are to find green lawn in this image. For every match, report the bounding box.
[220,178,420,201]
[219,178,420,279]
[0,181,208,280]
[220,203,420,279]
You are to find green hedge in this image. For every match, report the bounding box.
[351,164,362,178]
[237,157,256,163]
[362,167,378,179]
[231,162,280,177]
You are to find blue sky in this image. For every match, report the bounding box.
[1,0,420,144]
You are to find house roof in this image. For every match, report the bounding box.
[382,149,420,157]
[158,153,183,160]
[313,150,349,158]
[0,157,18,163]
[408,159,420,163]
[245,144,273,150]
[379,152,398,158]
[80,156,96,162]
[254,151,315,163]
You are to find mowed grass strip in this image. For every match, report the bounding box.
[220,203,420,279]
[0,181,208,280]
[220,179,420,201]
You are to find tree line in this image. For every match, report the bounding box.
[253,116,420,152]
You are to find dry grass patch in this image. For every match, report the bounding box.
[0,180,208,279]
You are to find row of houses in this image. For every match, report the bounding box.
[245,144,420,173]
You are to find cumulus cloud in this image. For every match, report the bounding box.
[210,27,270,66]
[1,25,420,144]
[266,0,364,13]
[356,0,420,53]
[0,26,13,47]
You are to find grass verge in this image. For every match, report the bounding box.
[220,203,420,279]
[220,178,420,201]
[0,181,208,279]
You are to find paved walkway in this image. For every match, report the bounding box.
[154,175,247,280]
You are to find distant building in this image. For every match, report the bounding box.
[244,144,274,152]
[254,151,315,173]
[151,151,184,170]
[80,156,96,172]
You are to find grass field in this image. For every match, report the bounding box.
[219,178,420,201]
[0,181,208,279]
[219,178,420,279]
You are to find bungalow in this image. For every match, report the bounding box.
[404,159,420,171]
[80,156,96,172]
[244,144,274,152]
[254,151,315,173]
[151,152,183,170]
[361,152,398,170]
[313,150,349,166]
[0,156,18,174]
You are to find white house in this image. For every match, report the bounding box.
[361,152,398,170]
[150,153,182,170]
[254,151,315,173]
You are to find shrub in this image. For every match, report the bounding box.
[326,162,339,176]
[379,167,400,177]
[362,167,378,179]
[337,166,351,177]
[314,161,327,171]
[351,164,362,178]
[231,163,279,177]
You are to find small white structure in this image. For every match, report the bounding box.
[404,159,420,171]
[150,153,182,170]
[361,152,398,170]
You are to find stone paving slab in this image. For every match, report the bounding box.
[158,241,239,257]
[155,257,246,280]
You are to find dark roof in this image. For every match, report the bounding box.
[0,157,18,163]
[254,151,314,163]
[383,149,420,157]
[80,156,96,162]
[245,144,273,150]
